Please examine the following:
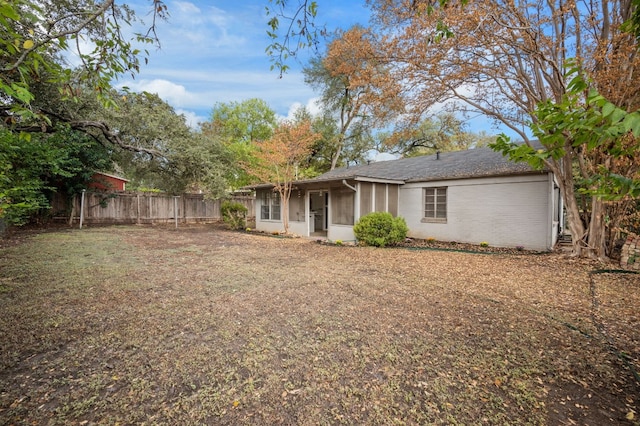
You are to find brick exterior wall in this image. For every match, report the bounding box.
[621,234,640,271]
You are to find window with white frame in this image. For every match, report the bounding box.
[423,187,447,221]
[261,191,281,221]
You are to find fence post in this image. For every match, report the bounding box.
[136,193,141,225]
[183,195,187,224]
[174,196,179,229]
[79,189,86,229]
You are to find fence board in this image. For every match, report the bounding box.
[52,192,255,225]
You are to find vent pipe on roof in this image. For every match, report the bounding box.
[436,151,441,160]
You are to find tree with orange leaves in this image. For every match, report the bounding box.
[247,120,320,234]
[304,26,404,169]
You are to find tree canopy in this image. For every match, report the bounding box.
[201,99,278,190]
[379,113,494,157]
[0,126,112,225]
[107,92,230,195]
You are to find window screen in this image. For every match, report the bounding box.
[332,188,354,225]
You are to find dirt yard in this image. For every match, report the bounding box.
[0,224,638,425]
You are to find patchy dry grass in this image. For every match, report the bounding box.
[0,225,638,425]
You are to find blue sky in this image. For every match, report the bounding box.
[118,0,522,143]
[119,1,371,127]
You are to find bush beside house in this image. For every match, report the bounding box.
[353,212,408,247]
[221,200,248,230]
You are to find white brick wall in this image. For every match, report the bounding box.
[399,174,553,251]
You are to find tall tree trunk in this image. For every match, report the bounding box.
[330,134,345,170]
[548,152,587,256]
[281,197,289,234]
[279,182,293,234]
[563,182,588,257]
[587,197,608,259]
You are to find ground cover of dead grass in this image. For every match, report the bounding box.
[0,224,638,425]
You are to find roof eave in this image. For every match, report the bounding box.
[405,169,549,183]
[354,176,405,185]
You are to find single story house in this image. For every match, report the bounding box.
[252,147,563,251]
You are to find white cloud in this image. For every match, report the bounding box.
[175,108,206,129]
[123,79,198,108]
[121,68,316,118]
[152,1,261,58]
[283,97,321,121]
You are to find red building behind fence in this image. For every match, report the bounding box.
[88,172,129,192]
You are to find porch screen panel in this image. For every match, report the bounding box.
[289,193,304,222]
[271,193,281,220]
[388,185,398,216]
[260,192,270,220]
[360,183,372,216]
[375,184,386,212]
[331,188,355,225]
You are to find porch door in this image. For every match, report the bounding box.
[309,191,328,234]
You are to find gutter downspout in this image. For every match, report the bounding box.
[342,180,356,192]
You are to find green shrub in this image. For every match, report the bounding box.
[353,212,408,247]
[221,200,248,230]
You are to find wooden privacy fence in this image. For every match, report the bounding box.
[52,192,255,225]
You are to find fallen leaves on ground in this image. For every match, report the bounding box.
[0,224,638,425]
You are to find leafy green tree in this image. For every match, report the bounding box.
[623,0,640,44]
[0,126,112,225]
[0,0,168,224]
[305,113,341,173]
[202,99,277,189]
[105,92,230,195]
[0,0,320,225]
[287,106,370,176]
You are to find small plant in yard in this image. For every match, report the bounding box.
[353,212,408,247]
[480,241,490,247]
[221,201,248,230]
[427,237,436,243]
[516,245,525,251]
[334,239,343,246]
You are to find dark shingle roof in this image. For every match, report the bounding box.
[310,147,542,183]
